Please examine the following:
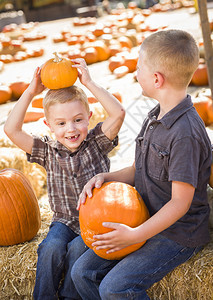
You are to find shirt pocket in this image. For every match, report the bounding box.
[147,143,169,181]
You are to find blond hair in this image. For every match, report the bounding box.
[43,86,89,118]
[140,29,199,89]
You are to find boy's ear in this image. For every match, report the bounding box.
[43,118,49,127]
[88,111,93,119]
[43,118,54,132]
[154,72,164,88]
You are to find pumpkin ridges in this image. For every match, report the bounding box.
[6,171,36,242]
[0,85,12,104]
[0,169,41,246]
[10,171,40,240]
[11,180,29,243]
[0,173,24,244]
[0,179,13,245]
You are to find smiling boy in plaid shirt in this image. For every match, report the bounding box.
[4,58,125,300]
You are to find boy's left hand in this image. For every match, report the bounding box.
[71,58,92,87]
[92,222,136,254]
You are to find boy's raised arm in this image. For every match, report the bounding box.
[4,67,45,154]
[71,58,125,140]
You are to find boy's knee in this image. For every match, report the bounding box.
[38,238,66,257]
[71,261,82,285]
[67,236,88,258]
[99,280,115,300]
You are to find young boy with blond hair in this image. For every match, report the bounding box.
[4,58,125,300]
[71,29,212,299]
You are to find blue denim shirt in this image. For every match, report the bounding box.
[135,95,211,247]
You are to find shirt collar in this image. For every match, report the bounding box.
[148,95,193,129]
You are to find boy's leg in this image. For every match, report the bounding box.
[72,233,202,300]
[58,236,89,299]
[71,249,118,300]
[33,222,78,300]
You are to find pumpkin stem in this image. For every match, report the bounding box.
[53,52,62,63]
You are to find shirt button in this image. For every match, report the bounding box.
[73,173,77,178]
[150,125,153,130]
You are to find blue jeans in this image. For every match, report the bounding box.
[33,222,88,300]
[71,234,202,300]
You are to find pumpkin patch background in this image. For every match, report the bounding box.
[0,2,213,299]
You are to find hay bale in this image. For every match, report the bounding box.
[0,147,46,199]
[1,191,212,300]
[147,232,213,299]
[0,125,17,148]
[0,194,53,300]
[89,103,108,130]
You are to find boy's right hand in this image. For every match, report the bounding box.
[77,174,105,210]
[28,67,45,97]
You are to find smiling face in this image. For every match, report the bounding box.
[45,100,91,152]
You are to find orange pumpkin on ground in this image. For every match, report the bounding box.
[191,63,208,86]
[88,96,98,104]
[67,48,82,60]
[66,36,79,45]
[82,47,98,65]
[193,96,211,126]
[193,96,213,126]
[9,81,29,99]
[88,92,122,104]
[0,85,12,104]
[0,168,41,246]
[93,41,110,62]
[123,53,138,73]
[79,181,149,260]
[0,54,13,63]
[92,24,105,37]
[109,44,122,57]
[108,55,125,73]
[206,98,213,125]
[118,36,133,49]
[24,108,44,123]
[41,52,78,89]
[112,92,122,103]
[32,93,45,108]
[113,65,129,78]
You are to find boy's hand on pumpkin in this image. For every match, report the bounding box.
[71,58,92,86]
[92,223,136,253]
[28,67,45,96]
[77,174,104,210]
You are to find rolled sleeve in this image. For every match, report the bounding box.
[26,135,47,168]
[90,122,118,155]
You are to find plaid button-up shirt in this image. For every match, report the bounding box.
[27,123,118,234]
